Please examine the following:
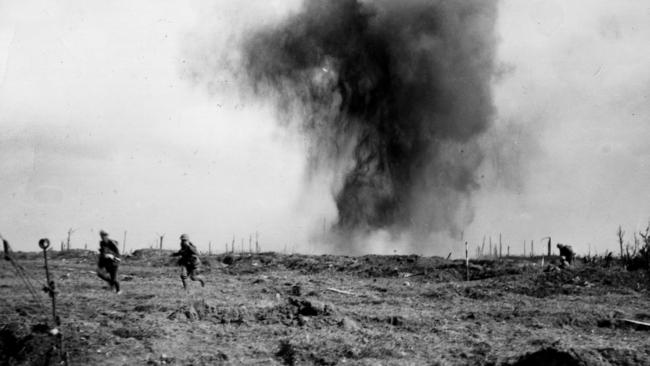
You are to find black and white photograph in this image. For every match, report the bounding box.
[1,0,649,364]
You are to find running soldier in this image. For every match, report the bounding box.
[556,243,575,265]
[97,230,121,294]
[171,234,205,289]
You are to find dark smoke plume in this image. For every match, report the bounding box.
[241,0,498,242]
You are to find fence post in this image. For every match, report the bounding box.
[531,240,534,257]
[499,233,502,259]
[465,241,469,281]
[523,240,526,257]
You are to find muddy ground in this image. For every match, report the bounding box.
[1,250,650,365]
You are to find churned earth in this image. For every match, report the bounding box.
[1,250,649,365]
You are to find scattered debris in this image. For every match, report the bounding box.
[326,287,355,296]
[338,317,360,331]
[621,319,650,330]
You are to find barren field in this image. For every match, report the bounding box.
[2,250,650,365]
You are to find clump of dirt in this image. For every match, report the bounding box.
[168,297,337,327]
[273,336,401,365]
[256,297,337,327]
[276,339,298,366]
[222,254,235,265]
[168,300,250,323]
[112,326,157,340]
[596,347,650,365]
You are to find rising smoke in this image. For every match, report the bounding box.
[240,0,498,245]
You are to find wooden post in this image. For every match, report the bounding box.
[231,235,235,253]
[617,226,624,259]
[249,235,252,253]
[465,241,469,281]
[489,237,492,259]
[123,230,127,254]
[209,241,212,255]
[481,236,486,258]
[255,231,260,253]
[542,237,551,257]
[66,228,76,250]
[530,240,534,257]
[499,233,502,258]
[507,245,510,257]
[523,240,526,257]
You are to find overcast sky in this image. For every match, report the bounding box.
[1,0,649,255]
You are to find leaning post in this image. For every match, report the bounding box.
[39,238,69,366]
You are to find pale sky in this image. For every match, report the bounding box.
[0,0,649,256]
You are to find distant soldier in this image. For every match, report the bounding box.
[97,230,121,294]
[556,243,575,265]
[171,234,205,289]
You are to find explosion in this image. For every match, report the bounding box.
[241,0,498,245]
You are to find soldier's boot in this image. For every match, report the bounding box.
[113,280,121,294]
[109,268,120,293]
[187,272,204,288]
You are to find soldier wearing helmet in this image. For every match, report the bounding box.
[97,230,121,293]
[171,233,205,289]
[556,243,575,266]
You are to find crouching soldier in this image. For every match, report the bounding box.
[557,243,575,266]
[171,234,205,290]
[97,230,121,294]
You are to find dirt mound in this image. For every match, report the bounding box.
[273,335,402,366]
[214,253,542,283]
[168,300,249,323]
[506,347,598,366]
[515,265,650,298]
[256,297,337,327]
[0,322,63,366]
[128,249,177,266]
[168,297,337,327]
[504,346,650,366]
[8,249,96,262]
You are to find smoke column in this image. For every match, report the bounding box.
[241,0,498,246]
